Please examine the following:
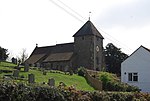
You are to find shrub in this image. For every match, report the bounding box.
[0,81,149,101]
[69,70,73,75]
[77,67,85,77]
[99,72,140,92]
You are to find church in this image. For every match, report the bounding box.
[26,20,104,71]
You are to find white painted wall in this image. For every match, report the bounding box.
[121,46,150,92]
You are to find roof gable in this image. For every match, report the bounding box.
[26,54,46,64]
[122,45,150,64]
[73,20,104,39]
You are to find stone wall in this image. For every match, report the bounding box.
[43,61,71,72]
[74,36,95,69]
[84,70,102,90]
[74,35,103,71]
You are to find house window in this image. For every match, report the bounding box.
[128,73,138,82]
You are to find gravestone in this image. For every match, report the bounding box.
[4,76,12,81]
[13,70,19,77]
[24,63,29,72]
[28,74,35,83]
[48,78,55,87]
[43,70,47,75]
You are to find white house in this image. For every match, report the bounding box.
[121,45,150,92]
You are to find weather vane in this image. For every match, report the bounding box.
[36,43,38,47]
[89,11,91,21]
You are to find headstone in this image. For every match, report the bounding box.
[28,74,35,83]
[69,70,73,75]
[64,65,69,72]
[14,65,21,71]
[4,76,12,81]
[24,63,29,72]
[43,71,47,75]
[48,78,55,87]
[13,70,19,77]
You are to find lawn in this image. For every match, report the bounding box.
[0,62,94,91]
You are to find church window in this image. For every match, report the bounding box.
[60,65,63,71]
[82,36,84,40]
[97,37,99,41]
[96,57,99,64]
[56,65,59,70]
[51,63,53,68]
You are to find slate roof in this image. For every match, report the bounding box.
[26,54,46,64]
[26,43,74,64]
[73,20,104,39]
[43,52,73,62]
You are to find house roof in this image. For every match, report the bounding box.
[26,43,74,64]
[129,45,150,57]
[43,52,73,62]
[73,20,104,39]
[122,45,150,64]
[141,45,150,53]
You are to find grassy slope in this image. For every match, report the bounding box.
[0,62,16,70]
[0,62,94,91]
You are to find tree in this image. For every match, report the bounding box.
[11,57,17,64]
[104,43,128,76]
[18,49,28,65]
[0,46,9,61]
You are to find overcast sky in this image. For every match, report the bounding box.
[0,0,150,59]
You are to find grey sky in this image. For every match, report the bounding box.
[0,0,150,59]
[98,0,150,28]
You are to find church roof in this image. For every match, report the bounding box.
[43,52,73,62]
[73,20,104,39]
[26,54,46,64]
[26,43,74,64]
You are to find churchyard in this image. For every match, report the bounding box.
[0,61,94,91]
[1,61,150,101]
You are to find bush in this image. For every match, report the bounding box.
[0,81,149,101]
[99,72,140,92]
[77,67,85,77]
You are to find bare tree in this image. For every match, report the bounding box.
[18,48,28,64]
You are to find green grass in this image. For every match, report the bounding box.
[21,70,94,91]
[0,61,17,67]
[0,62,94,91]
[0,61,17,70]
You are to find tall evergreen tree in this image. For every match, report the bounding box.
[104,43,128,76]
[0,46,9,61]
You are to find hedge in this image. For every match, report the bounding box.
[0,81,150,101]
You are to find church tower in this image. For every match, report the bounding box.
[73,20,104,70]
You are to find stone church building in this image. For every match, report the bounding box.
[26,20,104,71]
